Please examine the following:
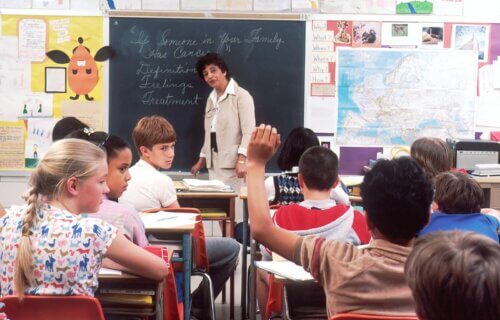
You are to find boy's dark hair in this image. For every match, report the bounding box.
[434,171,483,214]
[277,127,319,171]
[405,231,500,320]
[132,115,176,155]
[52,117,88,141]
[410,137,452,185]
[67,129,130,162]
[298,146,338,191]
[195,52,231,80]
[361,157,432,240]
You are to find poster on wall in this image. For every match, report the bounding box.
[32,0,70,9]
[396,0,433,14]
[352,21,382,48]
[25,118,57,168]
[452,24,490,62]
[0,121,25,170]
[321,0,394,14]
[419,23,444,48]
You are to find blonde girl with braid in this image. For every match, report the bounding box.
[0,139,168,298]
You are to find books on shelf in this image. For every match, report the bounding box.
[182,178,233,192]
[98,293,153,306]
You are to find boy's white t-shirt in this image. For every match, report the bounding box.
[119,159,177,211]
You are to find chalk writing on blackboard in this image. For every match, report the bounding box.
[125,25,286,108]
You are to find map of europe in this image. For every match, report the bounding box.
[336,48,477,146]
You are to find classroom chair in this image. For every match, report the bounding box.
[143,207,219,320]
[330,314,418,320]
[0,295,105,320]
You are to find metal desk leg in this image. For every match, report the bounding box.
[241,199,248,319]
[249,237,257,320]
[183,232,192,320]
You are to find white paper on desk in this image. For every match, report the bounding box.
[140,211,198,229]
[99,268,122,276]
[182,178,232,192]
[255,261,314,281]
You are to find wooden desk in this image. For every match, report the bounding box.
[97,271,163,320]
[141,213,197,320]
[174,181,238,237]
[473,176,500,210]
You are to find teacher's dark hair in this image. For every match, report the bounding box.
[196,52,231,80]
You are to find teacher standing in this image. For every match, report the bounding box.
[191,52,256,188]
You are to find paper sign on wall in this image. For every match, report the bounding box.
[18,19,47,62]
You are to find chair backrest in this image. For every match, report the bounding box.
[331,314,418,320]
[0,295,105,320]
[143,207,209,271]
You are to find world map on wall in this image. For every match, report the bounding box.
[336,48,477,146]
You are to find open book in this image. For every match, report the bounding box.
[255,260,314,282]
[182,178,233,192]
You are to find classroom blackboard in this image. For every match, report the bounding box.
[109,17,305,172]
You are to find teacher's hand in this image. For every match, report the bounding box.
[236,161,247,179]
[235,154,247,179]
[191,158,206,176]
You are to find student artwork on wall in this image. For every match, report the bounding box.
[46,37,113,101]
[217,0,253,10]
[142,0,180,10]
[352,21,382,48]
[452,24,490,62]
[254,0,291,11]
[419,23,444,48]
[18,93,54,118]
[396,0,434,14]
[18,18,47,62]
[381,22,420,46]
[321,0,394,14]
[0,15,106,170]
[0,121,25,170]
[32,0,71,9]
[25,118,57,168]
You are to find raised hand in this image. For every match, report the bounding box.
[247,124,281,167]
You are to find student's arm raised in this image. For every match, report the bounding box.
[247,124,300,262]
[105,232,168,280]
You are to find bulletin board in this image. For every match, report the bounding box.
[0,15,107,170]
[304,14,500,174]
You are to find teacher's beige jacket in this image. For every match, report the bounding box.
[201,81,256,170]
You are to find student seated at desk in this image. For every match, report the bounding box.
[52,116,88,141]
[411,136,500,218]
[0,139,167,297]
[257,146,370,319]
[405,231,500,320]
[119,115,240,318]
[247,124,433,317]
[67,129,148,247]
[264,127,349,205]
[419,171,499,242]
